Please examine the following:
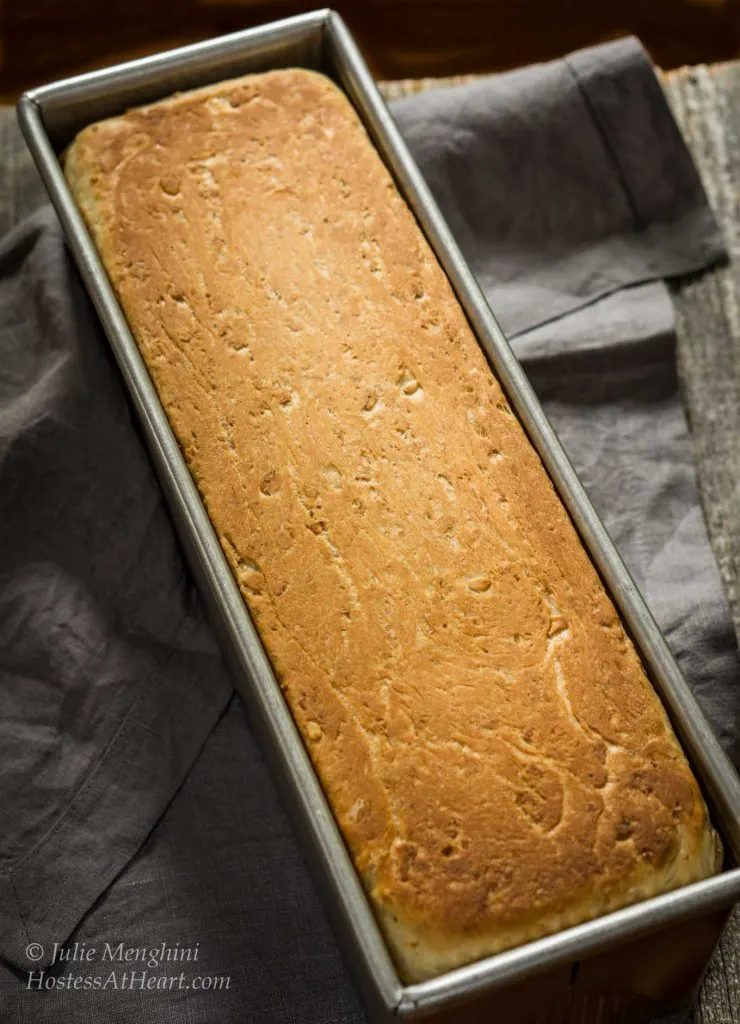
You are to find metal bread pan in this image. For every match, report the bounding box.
[18,10,740,1021]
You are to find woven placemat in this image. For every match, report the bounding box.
[666,64,740,647]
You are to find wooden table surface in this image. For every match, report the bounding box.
[1,55,740,1024]
[2,0,740,100]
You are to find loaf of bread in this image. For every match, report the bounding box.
[65,68,722,982]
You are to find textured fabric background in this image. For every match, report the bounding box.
[0,38,739,1024]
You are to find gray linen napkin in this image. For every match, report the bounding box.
[0,36,737,1023]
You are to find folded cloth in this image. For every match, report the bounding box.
[0,209,234,969]
[1,35,738,1023]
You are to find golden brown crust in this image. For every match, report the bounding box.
[64,68,722,982]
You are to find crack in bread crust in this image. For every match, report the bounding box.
[64,67,722,983]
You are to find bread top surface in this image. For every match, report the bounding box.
[64,67,721,982]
